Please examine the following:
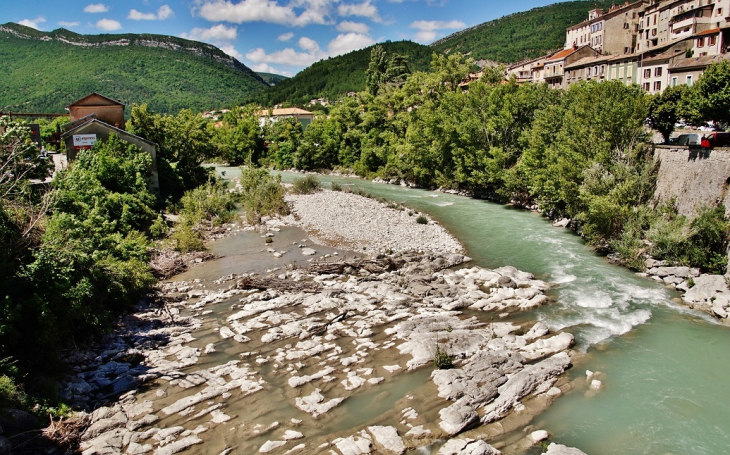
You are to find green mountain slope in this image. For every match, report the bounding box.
[0,23,268,114]
[247,41,436,107]
[257,72,289,86]
[431,0,621,63]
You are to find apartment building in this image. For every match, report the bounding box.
[565,1,645,54]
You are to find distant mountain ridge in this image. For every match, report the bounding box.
[0,23,268,114]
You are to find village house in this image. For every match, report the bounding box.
[544,46,601,89]
[565,1,645,54]
[61,93,160,196]
[257,107,314,130]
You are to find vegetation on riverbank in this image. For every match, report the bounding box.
[246,53,730,274]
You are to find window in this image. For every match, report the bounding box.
[655,67,662,77]
[643,82,651,91]
[718,8,723,16]
[624,22,630,29]
[672,76,678,87]
[625,46,630,53]
[697,37,705,47]
[654,81,662,91]
[709,35,717,45]
[652,28,657,36]
[654,15,657,25]
[644,68,651,78]
[687,75,693,86]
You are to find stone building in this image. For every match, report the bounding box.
[66,92,126,130]
[565,1,645,54]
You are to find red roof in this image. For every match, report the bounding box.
[547,48,578,61]
[695,28,721,37]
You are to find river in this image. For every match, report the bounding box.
[216,167,730,453]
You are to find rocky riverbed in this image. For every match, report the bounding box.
[58,189,581,455]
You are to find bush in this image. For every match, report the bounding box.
[433,345,453,369]
[178,181,237,228]
[171,224,205,253]
[292,175,322,194]
[330,181,343,191]
[416,215,428,224]
[239,167,289,224]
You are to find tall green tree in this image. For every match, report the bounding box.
[693,60,730,127]
[366,45,389,96]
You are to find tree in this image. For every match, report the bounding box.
[694,60,730,127]
[366,45,389,96]
[385,54,411,88]
[217,106,263,166]
[647,85,687,143]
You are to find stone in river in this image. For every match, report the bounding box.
[542,443,587,455]
[367,425,405,454]
[438,438,501,454]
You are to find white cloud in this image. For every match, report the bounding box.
[327,32,374,56]
[409,19,465,43]
[337,20,369,33]
[181,25,243,61]
[196,0,334,27]
[338,1,382,23]
[219,45,244,60]
[95,18,122,31]
[58,21,80,27]
[245,31,375,72]
[278,32,294,41]
[19,16,46,30]
[246,36,327,67]
[181,24,238,42]
[128,5,174,20]
[158,5,174,20]
[84,3,110,13]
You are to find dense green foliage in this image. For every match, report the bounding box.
[246,41,435,107]
[0,132,157,376]
[430,0,620,63]
[0,23,267,115]
[254,53,730,273]
[128,104,217,201]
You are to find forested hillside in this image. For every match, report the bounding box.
[257,72,289,86]
[431,0,623,63]
[0,23,268,114]
[246,41,435,107]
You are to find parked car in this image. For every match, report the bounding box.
[669,133,702,146]
[702,132,730,147]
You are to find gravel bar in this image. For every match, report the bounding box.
[285,190,464,255]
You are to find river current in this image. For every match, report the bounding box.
[216,167,730,453]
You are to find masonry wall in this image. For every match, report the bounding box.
[653,145,730,218]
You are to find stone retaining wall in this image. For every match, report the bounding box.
[653,145,730,218]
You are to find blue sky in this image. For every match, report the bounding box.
[3,0,562,76]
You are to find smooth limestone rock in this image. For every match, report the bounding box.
[482,352,572,424]
[529,430,549,443]
[259,440,286,453]
[439,398,479,435]
[438,438,501,455]
[367,425,405,454]
[542,443,587,455]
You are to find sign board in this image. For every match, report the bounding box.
[73,134,96,150]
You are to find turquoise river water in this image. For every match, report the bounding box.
[218,168,730,454]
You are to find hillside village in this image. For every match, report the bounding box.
[506,0,730,93]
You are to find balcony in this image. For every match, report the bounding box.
[671,16,695,29]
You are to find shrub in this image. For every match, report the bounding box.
[434,345,453,369]
[330,181,343,191]
[178,181,237,227]
[292,175,322,194]
[239,167,289,224]
[416,215,428,224]
[171,224,205,253]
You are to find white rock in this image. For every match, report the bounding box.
[367,426,405,454]
[529,430,549,443]
[259,440,286,453]
[590,379,603,389]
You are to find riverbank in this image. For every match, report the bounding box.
[55,187,579,455]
